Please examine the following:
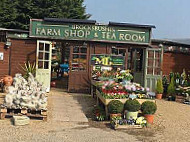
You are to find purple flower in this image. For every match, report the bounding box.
[146,88,150,92]
[131,86,136,91]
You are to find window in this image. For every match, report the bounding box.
[135,49,143,72]
[112,47,126,56]
[72,46,87,71]
[37,43,51,69]
[147,50,161,75]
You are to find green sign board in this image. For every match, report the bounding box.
[30,19,151,44]
[91,54,124,68]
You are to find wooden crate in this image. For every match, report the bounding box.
[0,106,47,121]
[112,123,142,130]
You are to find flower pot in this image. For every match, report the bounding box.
[3,75,13,86]
[168,96,176,101]
[50,81,56,87]
[125,111,138,120]
[110,113,121,119]
[144,114,154,124]
[172,96,176,101]
[156,94,163,99]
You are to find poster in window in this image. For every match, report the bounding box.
[91,54,124,68]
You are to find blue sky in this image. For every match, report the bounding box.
[84,0,190,39]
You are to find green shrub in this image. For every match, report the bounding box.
[124,99,141,112]
[167,76,176,96]
[156,78,164,94]
[108,100,124,114]
[141,101,157,115]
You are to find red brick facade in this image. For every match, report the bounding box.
[0,39,36,79]
[163,52,190,76]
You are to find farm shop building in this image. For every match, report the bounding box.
[0,18,162,92]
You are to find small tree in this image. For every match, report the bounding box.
[108,100,124,114]
[167,76,176,96]
[156,78,164,94]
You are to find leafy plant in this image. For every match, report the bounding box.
[93,106,105,121]
[167,76,176,97]
[156,78,164,94]
[108,100,124,114]
[141,101,157,115]
[21,62,36,79]
[124,99,141,112]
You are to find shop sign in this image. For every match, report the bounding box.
[7,33,28,39]
[0,52,4,60]
[91,54,124,67]
[30,19,151,44]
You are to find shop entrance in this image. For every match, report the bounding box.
[51,42,89,92]
[51,42,70,90]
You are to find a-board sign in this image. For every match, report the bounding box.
[91,54,124,68]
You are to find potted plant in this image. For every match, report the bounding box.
[141,101,157,124]
[124,99,141,120]
[108,100,124,119]
[167,76,176,101]
[155,78,164,99]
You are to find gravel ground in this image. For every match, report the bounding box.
[0,90,190,142]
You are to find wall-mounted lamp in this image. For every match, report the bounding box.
[4,40,11,49]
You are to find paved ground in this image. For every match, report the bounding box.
[51,90,88,122]
[0,89,190,142]
[0,89,140,142]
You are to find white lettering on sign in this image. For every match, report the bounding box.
[64,30,91,38]
[36,28,61,36]
[119,33,146,42]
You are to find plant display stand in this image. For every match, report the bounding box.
[91,80,97,98]
[0,105,47,121]
[96,90,156,119]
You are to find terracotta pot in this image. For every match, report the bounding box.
[144,114,154,124]
[3,75,13,86]
[156,93,163,99]
[50,81,56,87]
[110,113,121,119]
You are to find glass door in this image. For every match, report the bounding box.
[144,48,163,91]
[36,40,52,92]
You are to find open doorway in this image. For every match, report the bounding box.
[51,42,70,91]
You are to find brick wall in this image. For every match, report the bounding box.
[10,39,37,77]
[163,52,190,75]
[0,42,9,78]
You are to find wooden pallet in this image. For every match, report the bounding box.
[0,106,47,121]
[111,123,142,130]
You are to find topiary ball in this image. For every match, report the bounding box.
[124,99,141,112]
[141,101,157,115]
[108,100,124,114]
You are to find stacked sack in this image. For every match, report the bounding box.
[4,73,47,110]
